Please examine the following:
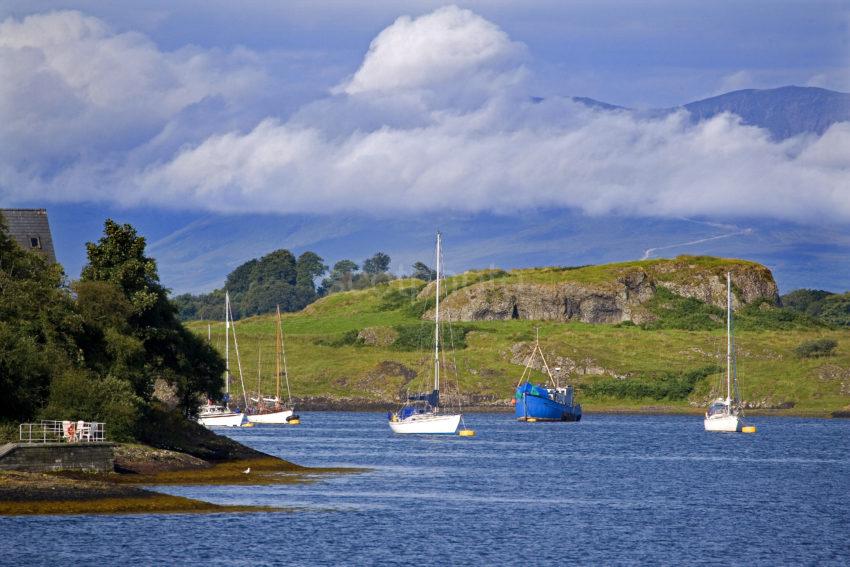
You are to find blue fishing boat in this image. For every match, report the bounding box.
[514,331,582,422]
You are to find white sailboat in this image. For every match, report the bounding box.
[389,231,463,434]
[247,305,299,424]
[197,291,248,428]
[704,272,748,433]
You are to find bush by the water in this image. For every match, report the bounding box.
[0,216,226,442]
[794,338,838,358]
[582,366,720,401]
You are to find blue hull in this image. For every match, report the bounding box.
[516,392,582,422]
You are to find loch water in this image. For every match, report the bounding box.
[3,413,849,566]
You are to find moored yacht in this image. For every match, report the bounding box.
[704,272,749,433]
[388,232,464,435]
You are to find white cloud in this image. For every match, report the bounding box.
[2,7,850,226]
[336,5,526,106]
[0,10,268,184]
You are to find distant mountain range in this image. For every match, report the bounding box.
[571,85,850,140]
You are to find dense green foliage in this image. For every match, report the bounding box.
[391,323,477,351]
[781,288,850,327]
[582,366,721,401]
[642,288,724,330]
[794,338,838,358]
[173,249,328,320]
[735,301,824,331]
[0,217,226,440]
[644,288,822,331]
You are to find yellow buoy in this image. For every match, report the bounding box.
[526,418,538,423]
[242,422,255,428]
[458,429,476,437]
[287,419,301,425]
[742,425,757,433]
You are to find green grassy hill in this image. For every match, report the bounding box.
[187,259,850,416]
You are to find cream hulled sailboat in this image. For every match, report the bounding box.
[247,305,299,424]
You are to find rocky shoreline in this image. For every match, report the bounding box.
[0,435,355,516]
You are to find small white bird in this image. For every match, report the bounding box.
[243,467,251,474]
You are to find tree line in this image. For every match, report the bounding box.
[0,217,224,440]
[173,250,437,321]
[780,289,850,327]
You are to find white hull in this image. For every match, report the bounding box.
[197,412,247,427]
[389,413,461,434]
[246,409,294,424]
[704,414,742,432]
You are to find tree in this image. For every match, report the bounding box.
[225,259,259,295]
[320,259,359,294]
[253,249,297,286]
[82,220,165,320]
[411,261,436,281]
[294,251,327,309]
[0,214,76,422]
[362,252,391,275]
[81,220,225,412]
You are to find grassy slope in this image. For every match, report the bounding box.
[188,266,850,416]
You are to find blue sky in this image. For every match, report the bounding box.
[1,1,848,293]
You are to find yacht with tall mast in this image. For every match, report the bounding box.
[388,231,463,434]
[247,305,299,424]
[197,291,248,428]
[704,273,750,433]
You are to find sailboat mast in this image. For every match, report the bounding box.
[434,231,441,393]
[225,291,230,397]
[275,305,282,403]
[726,272,732,402]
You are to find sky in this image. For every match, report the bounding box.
[1,1,849,293]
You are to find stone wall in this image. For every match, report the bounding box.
[0,443,115,472]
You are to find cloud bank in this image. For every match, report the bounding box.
[1,6,849,224]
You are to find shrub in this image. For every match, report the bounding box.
[40,370,143,441]
[642,288,724,331]
[314,329,363,348]
[392,323,477,351]
[794,338,838,358]
[735,301,823,331]
[582,366,720,401]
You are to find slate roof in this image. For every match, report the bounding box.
[0,208,57,263]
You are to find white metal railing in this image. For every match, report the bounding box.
[18,420,106,443]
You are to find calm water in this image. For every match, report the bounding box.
[3,413,849,566]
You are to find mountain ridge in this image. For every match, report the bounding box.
[571,85,850,140]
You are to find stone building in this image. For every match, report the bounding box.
[0,208,57,263]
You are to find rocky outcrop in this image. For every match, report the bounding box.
[652,261,778,309]
[357,326,399,347]
[424,257,779,324]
